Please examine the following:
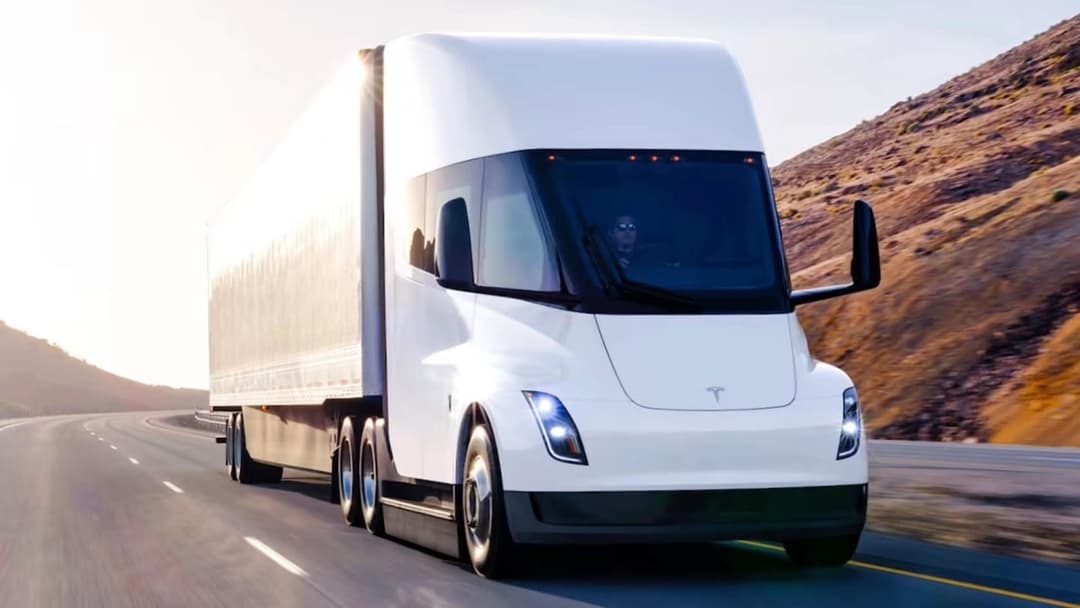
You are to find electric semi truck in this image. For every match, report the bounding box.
[208,33,881,577]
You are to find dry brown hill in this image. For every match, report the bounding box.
[773,16,1080,446]
[0,320,207,418]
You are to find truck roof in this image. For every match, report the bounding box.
[383,33,765,181]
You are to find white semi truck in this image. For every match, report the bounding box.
[208,33,881,577]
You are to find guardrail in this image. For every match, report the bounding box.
[194,410,229,427]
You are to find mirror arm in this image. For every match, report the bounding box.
[790,282,860,306]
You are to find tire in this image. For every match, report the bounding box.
[235,412,256,484]
[225,414,237,481]
[338,416,364,526]
[461,424,517,578]
[784,533,861,567]
[234,412,283,485]
[358,418,385,535]
[329,450,340,504]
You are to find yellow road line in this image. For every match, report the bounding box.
[736,541,1079,608]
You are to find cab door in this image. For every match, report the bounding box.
[385,160,483,483]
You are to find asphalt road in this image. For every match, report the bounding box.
[1,412,1077,608]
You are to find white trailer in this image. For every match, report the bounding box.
[208,34,881,577]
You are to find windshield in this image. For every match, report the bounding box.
[529,150,790,313]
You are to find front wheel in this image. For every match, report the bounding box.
[461,425,517,578]
[783,533,861,567]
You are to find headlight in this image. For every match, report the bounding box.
[837,387,861,460]
[523,391,588,465]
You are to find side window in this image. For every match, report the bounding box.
[404,175,432,273]
[478,155,560,292]
[426,159,483,277]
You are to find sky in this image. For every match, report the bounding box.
[0,0,1075,389]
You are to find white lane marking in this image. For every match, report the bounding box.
[162,481,184,494]
[89,431,95,436]
[244,537,308,577]
[98,437,105,442]
[129,457,140,465]
[110,445,118,450]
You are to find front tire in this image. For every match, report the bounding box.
[461,425,517,578]
[784,533,861,567]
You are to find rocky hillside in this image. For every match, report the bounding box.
[0,321,207,418]
[773,15,1080,446]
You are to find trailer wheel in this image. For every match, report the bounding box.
[234,412,283,484]
[358,418,385,535]
[783,533,861,567]
[338,416,365,526]
[225,413,237,480]
[235,413,256,484]
[462,424,517,578]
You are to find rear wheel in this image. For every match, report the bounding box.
[784,533,861,567]
[358,418,385,535]
[234,412,283,484]
[338,416,365,526]
[330,450,340,504]
[462,424,517,578]
[225,414,237,480]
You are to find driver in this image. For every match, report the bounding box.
[609,214,639,269]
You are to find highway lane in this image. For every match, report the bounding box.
[1,412,1077,607]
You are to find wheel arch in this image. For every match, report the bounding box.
[453,401,499,484]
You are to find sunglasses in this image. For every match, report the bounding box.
[614,223,637,232]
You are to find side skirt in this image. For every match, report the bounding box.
[373,418,461,558]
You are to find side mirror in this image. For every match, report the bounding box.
[791,200,881,306]
[850,199,881,289]
[434,197,474,290]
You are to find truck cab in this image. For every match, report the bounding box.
[377,34,880,576]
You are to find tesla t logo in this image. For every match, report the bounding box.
[705,386,725,403]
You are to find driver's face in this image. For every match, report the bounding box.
[612,215,637,248]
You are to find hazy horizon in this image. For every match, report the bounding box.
[1,0,1076,389]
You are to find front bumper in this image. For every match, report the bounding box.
[505,484,867,544]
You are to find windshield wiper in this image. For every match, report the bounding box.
[582,225,701,311]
